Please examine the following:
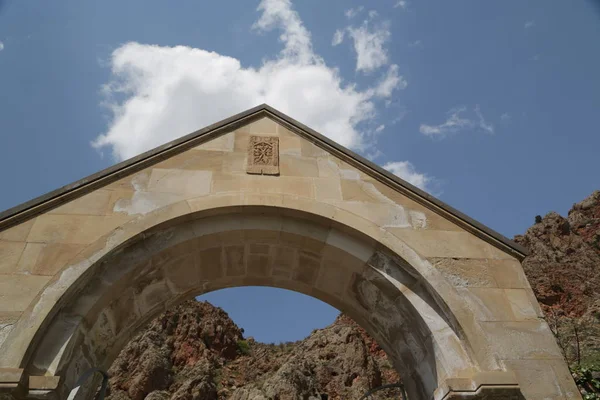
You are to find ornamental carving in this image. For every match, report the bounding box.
[246,135,279,175]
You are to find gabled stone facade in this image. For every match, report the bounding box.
[0,105,579,399]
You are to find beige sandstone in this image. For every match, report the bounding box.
[0,105,579,400]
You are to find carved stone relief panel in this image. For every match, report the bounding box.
[246,135,279,175]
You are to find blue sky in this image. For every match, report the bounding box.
[1,0,599,343]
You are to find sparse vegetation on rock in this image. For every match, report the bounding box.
[516,190,600,398]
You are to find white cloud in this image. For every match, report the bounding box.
[394,1,408,10]
[0,41,4,51]
[344,6,364,19]
[374,64,407,97]
[347,18,391,72]
[92,0,406,161]
[374,124,385,133]
[384,161,432,192]
[408,40,422,48]
[419,105,494,137]
[500,113,511,122]
[524,20,535,29]
[332,29,345,46]
[474,105,494,134]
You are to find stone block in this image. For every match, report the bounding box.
[162,253,200,294]
[460,288,516,321]
[244,229,281,244]
[335,201,411,229]
[27,214,129,245]
[279,133,302,156]
[212,175,315,198]
[364,179,463,231]
[281,195,337,221]
[429,258,497,288]
[340,179,380,202]
[502,359,573,400]
[300,140,328,157]
[187,193,245,213]
[0,313,19,349]
[223,245,246,276]
[0,368,23,384]
[0,275,51,312]
[118,200,192,237]
[158,149,225,171]
[0,219,35,242]
[233,130,250,152]
[313,178,342,201]
[112,190,188,217]
[148,168,212,197]
[198,247,224,280]
[325,228,375,262]
[488,259,531,289]
[280,155,319,177]
[107,171,150,191]
[0,241,25,274]
[247,254,271,277]
[16,243,84,276]
[221,152,246,174]
[315,262,350,297]
[134,277,170,316]
[310,287,346,313]
[316,157,340,178]
[294,252,321,285]
[281,217,330,242]
[322,246,367,275]
[244,117,277,134]
[480,321,564,360]
[271,246,296,278]
[249,243,270,255]
[504,289,542,320]
[388,229,495,259]
[104,287,139,337]
[279,232,325,255]
[273,277,312,296]
[28,375,60,390]
[194,132,234,152]
[48,190,112,216]
[242,275,274,287]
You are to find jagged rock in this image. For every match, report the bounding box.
[106,301,398,400]
[145,391,171,400]
[229,387,267,400]
[514,190,600,368]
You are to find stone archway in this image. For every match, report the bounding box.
[31,207,477,400]
[0,105,579,399]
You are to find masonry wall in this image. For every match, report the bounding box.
[0,115,580,399]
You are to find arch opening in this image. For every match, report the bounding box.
[24,207,477,400]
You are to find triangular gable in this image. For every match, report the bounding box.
[0,104,527,259]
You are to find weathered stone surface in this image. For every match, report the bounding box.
[0,275,51,312]
[0,241,25,274]
[0,110,576,400]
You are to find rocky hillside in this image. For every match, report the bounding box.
[515,190,600,367]
[106,190,600,400]
[106,301,400,400]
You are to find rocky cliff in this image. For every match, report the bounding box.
[107,190,600,400]
[106,301,400,400]
[515,190,600,367]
